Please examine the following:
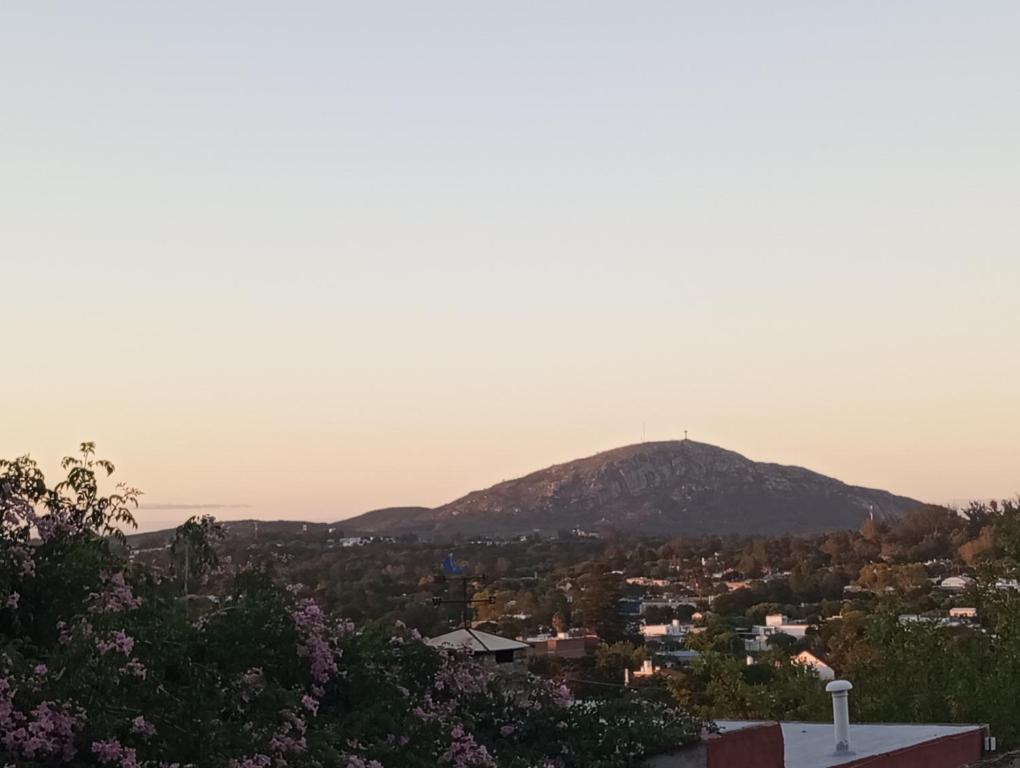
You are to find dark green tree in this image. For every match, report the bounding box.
[171,514,224,595]
[574,566,628,642]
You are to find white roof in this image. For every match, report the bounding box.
[426,628,530,653]
[793,650,832,667]
[941,576,974,586]
[716,721,983,768]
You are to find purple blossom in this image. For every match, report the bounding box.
[269,709,307,756]
[97,629,135,656]
[441,725,496,768]
[230,756,271,768]
[121,659,147,679]
[92,738,140,768]
[131,715,156,737]
[291,598,341,684]
[0,685,81,762]
[345,757,384,768]
[90,572,142,613]
[301,694,319,715]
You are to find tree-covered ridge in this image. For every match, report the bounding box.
[0,446,703,767]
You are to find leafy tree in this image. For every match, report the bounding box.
[766,632,797,651]
[594,641,647,683]
[574,567,628,643]
[171,514,225,595]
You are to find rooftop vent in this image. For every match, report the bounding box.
[825,680,854,755]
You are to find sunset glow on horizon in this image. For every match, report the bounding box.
[2,3,1018,532]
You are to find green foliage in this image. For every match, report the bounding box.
[573,567,628,643]
[593,641,647,682]
[664,651,829,722]
[170,514,224,595]
[840,602,1020,747]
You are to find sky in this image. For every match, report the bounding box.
[1,3,1018,532]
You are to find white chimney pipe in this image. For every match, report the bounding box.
[825,680,853,755]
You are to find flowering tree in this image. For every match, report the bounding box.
[0,446,703,767]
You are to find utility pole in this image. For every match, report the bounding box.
[432,574,493,628]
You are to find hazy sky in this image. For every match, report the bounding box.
[2,3,1017,531]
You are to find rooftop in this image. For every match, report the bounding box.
[716,720,985,768]
[426,628,530,653]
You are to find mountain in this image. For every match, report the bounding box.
[338,507,431,531]
[342,441,921,538]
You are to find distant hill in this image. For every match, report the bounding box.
[342,441,921,538]
[125,510,433,550]
[126,519,338,549]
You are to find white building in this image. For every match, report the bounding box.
[641,619,689,640]
[940,576,974,591]
[338,537,370,548]
[744,614,811,651]
[630,659,658,680]
[626,576,672,588]
[792,650,835,681]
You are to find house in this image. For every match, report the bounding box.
[898,613,976,629]
[642,619,689,641]
[658,649,700,666]
[338,537,369,548]
[744,614,812,651]
[426,628,530,666]
[629,650,702,681]
[641,598,699,614]
[617,597,643,616]
[626,576,672,588]
[791,650,835,681]
[949,607,977,619]
[725,580,754,592]
[630,659,659,680]
[898,614,927,624]
[525,632,600,659]
[940,576,975,591]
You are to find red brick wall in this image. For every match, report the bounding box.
[840,729,984,768]
[707,723,784,768]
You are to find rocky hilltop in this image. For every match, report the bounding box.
[344,440,921,538]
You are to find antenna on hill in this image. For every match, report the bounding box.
[684,429,688,441]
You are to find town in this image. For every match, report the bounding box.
[123,497,1020,766]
